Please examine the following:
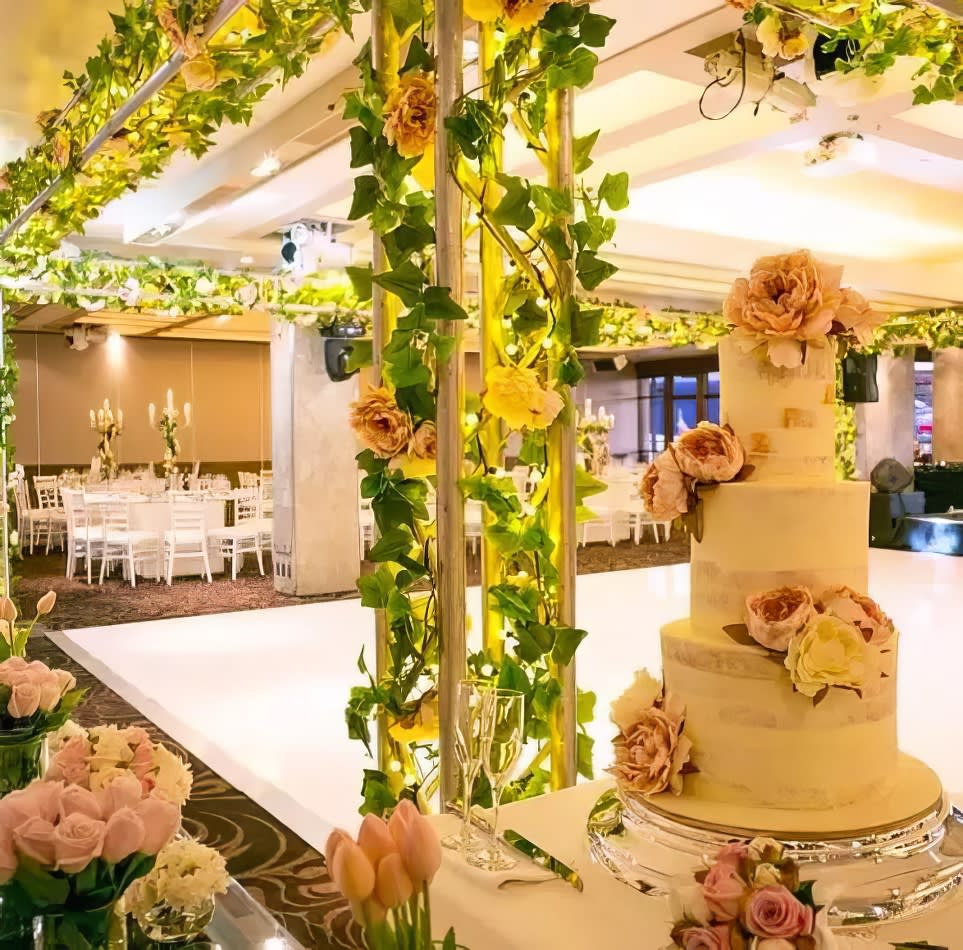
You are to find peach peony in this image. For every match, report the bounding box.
[745,586,815,652]
[640,451,690,522]
[384,72,437,159]
[724,250,844,368]
[673,422,745,483]
[834,287,884,345]
[819,585,895,645]
[609,694,692,796]
[483,365,563,430]
[785,613,872,698]
[349,387,413,459]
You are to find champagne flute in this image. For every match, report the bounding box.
[467,688,525,872]
[441,680,488,853]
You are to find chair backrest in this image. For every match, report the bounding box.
[169,500,207,537]
[102,501,131,535]
[235,489,260,523]
[33,476,59,509]
[192,461,201,478]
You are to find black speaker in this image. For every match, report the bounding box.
[323,337,360,382]
[842,352,879,403]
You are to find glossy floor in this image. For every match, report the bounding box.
[51,548,963,853]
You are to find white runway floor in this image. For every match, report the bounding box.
[51,548,963,855]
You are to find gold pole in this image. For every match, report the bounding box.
[371,0,401,776]
[435,0,467,809]
[546,86,577,790]
[478,23,505,661]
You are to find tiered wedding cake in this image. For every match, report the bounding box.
[616,252,943,836]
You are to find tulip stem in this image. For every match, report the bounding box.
[421,884,432,950]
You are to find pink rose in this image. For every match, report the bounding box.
[129,741,154,785]
[679,925,731,950]
[834,287,883,345]
[47,736,91,786]
[54,670,76,695]
[97,772,144,816]
[745,586,815,652]
[640,452,690,522]
[101,807,146,864]
[819,585,895,646]
[59,785,103,821]
[134,796,180,854]
[13,816,57,867]
[608,695,692,796]
[124,727,152,748]
[714,842,749,867]
[703,860,750,921]
[673,423,745,484]
[743,885,813,938]
[8,682,41,719]
[0,826,16,884]
[37,673,63,713]
[2,781,63,826]
[53,812,106,873]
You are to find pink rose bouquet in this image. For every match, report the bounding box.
[670,836,828,950]
[608,672,696,797]
[326,799,458,950]
[0,658,85,796]
[0,774,182,947]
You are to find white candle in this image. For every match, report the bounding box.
[117,408,123,427]
[89,409,96,427]
[598,406,606,422]
[585,397,592,417]
[166,388,174,411]
[183,402,192,426]
[148,403,156,426]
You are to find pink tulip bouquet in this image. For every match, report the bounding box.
[0,774,183,948]
[0,591,58,660]
[669,837,833,950]
[326,800,461,950]
[0,657,85,796]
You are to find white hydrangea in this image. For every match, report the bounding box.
[127,839,229,916]
[152,744,193,806]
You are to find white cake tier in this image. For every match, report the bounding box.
[691,479,869,637]
[661,619,898,810]
[719,336,837,483]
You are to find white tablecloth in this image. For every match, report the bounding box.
[428,780,963,949]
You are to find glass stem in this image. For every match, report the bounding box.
[460,764,474,843]
[490,779,502,850]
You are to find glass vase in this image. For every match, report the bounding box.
[37,903,127,949]
[0,729,46,796]
[134,895,215,943]
[0,887,32,950]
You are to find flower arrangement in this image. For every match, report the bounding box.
[727,584,895,705]
[723,250,884,369]
[89,400,123,481]
[325,799,458,949]
[0,590,57,660]
[640,422,751,524]
[149,391,190,478]
[669,836,831,950]
[126,838,229,941]
[607,670,695,797]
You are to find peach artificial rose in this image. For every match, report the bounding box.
[608,694,692,796]
[0,827,15,884]
[2,781,64,827]
[785,613,871,698]
[13,816,57,866]
[53,812,106,873]
[703,858,750,921]
[180,54,218,93]
[410,422,437,460]
[97,772,144,817]
[130,740,154,787]
[134,796,181,855]
[723,250,844,368]
[59,785,103,821]
[640,451,690,522]
[349,387,413,459]
[8,681,41,719]
[383,72,437,159]
[819,585,895,645]
[48,735,92,787]
[673,422,745,483]
[745,586,815,652]
[54,669,77,695]
[483,365,564,430]
[101,807,146,864]
[834,287,884,345]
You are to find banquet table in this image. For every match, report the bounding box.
[427,780,963,949]
[85,493,228,578]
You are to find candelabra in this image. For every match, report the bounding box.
[149,389,191,478]
[578,398,615,476]
[89,399,123,481]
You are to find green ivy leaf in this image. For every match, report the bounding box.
[580,12,616,47]
[345,340,373,373]
[358,566,396,609]
[423,286,468,321]
[498,655,532,694]
[571,302,603,348]
[345,264,373,302]
[577,689,596,724]
[558,351,585,385]
[492,175,536,231]
[576,250,618,291]
[552,626,588,666]
[573,129,600,174]
[402,36,434,73]
[540,223,572,262]
[598,171,630,211]
[545,47,599,90]
[372,260,428,307]
[348,126,375,168]
[577,732,595,779]
[368,526,415,563]
[489,584,540,623]
[513,623,555,663]
[348,175,380,221]
[360,769,398,817]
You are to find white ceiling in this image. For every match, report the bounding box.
[3,0,962,341]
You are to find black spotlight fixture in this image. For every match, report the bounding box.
[320,322,367,382]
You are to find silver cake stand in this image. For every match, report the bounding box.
[587,787,963,928]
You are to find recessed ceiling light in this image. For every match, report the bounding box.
[239,255,255,265]
[250,152,281,178]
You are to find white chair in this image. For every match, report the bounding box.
[207,490,264,580]
[97,501,160,587]
[578,484,618,547]
[61,489,100,583]
[465,500,483,555]
[31,476,67,554]
[259,477,273,517]
[164,501,213,585]
[12,477,40,553]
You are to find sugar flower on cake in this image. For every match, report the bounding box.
[785,613,873,700]
[608,672,694,796]
[744,586,815,652]
[723,249,884,368]
[818,585,896,646]
[669,836,830,950]
[640,452,690,522]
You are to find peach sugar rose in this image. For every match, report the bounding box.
[744,586,815,652]
[819,585,895,646]
[673,422,745,484]
[640,452,690,522]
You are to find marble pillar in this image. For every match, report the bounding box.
[933,348,963,463]
[854,350,916,479]
[271,323,360,596]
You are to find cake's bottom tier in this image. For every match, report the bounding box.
[662,619,898,811]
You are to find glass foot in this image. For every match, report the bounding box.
[441,827,486,853]
[466,842,517,872]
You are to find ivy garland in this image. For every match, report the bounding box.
[734,0,963,104]
[342,0,620,814]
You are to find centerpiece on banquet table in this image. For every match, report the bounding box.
[149,390,191,479]
[0,721,193,949]
[578,399,615,477]
[89,400,123,482]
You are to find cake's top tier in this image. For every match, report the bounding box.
[719,336,836,483]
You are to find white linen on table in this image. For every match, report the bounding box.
[428,780,963,949]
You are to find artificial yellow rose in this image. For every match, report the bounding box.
[388,691,439,744]
[785,614,872,698]
[383,72,437,159]
[465,0,502,21]
[349,387,413,458]
[181,54,218,93]
[483,365,563,431]
[503,0,557,30]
